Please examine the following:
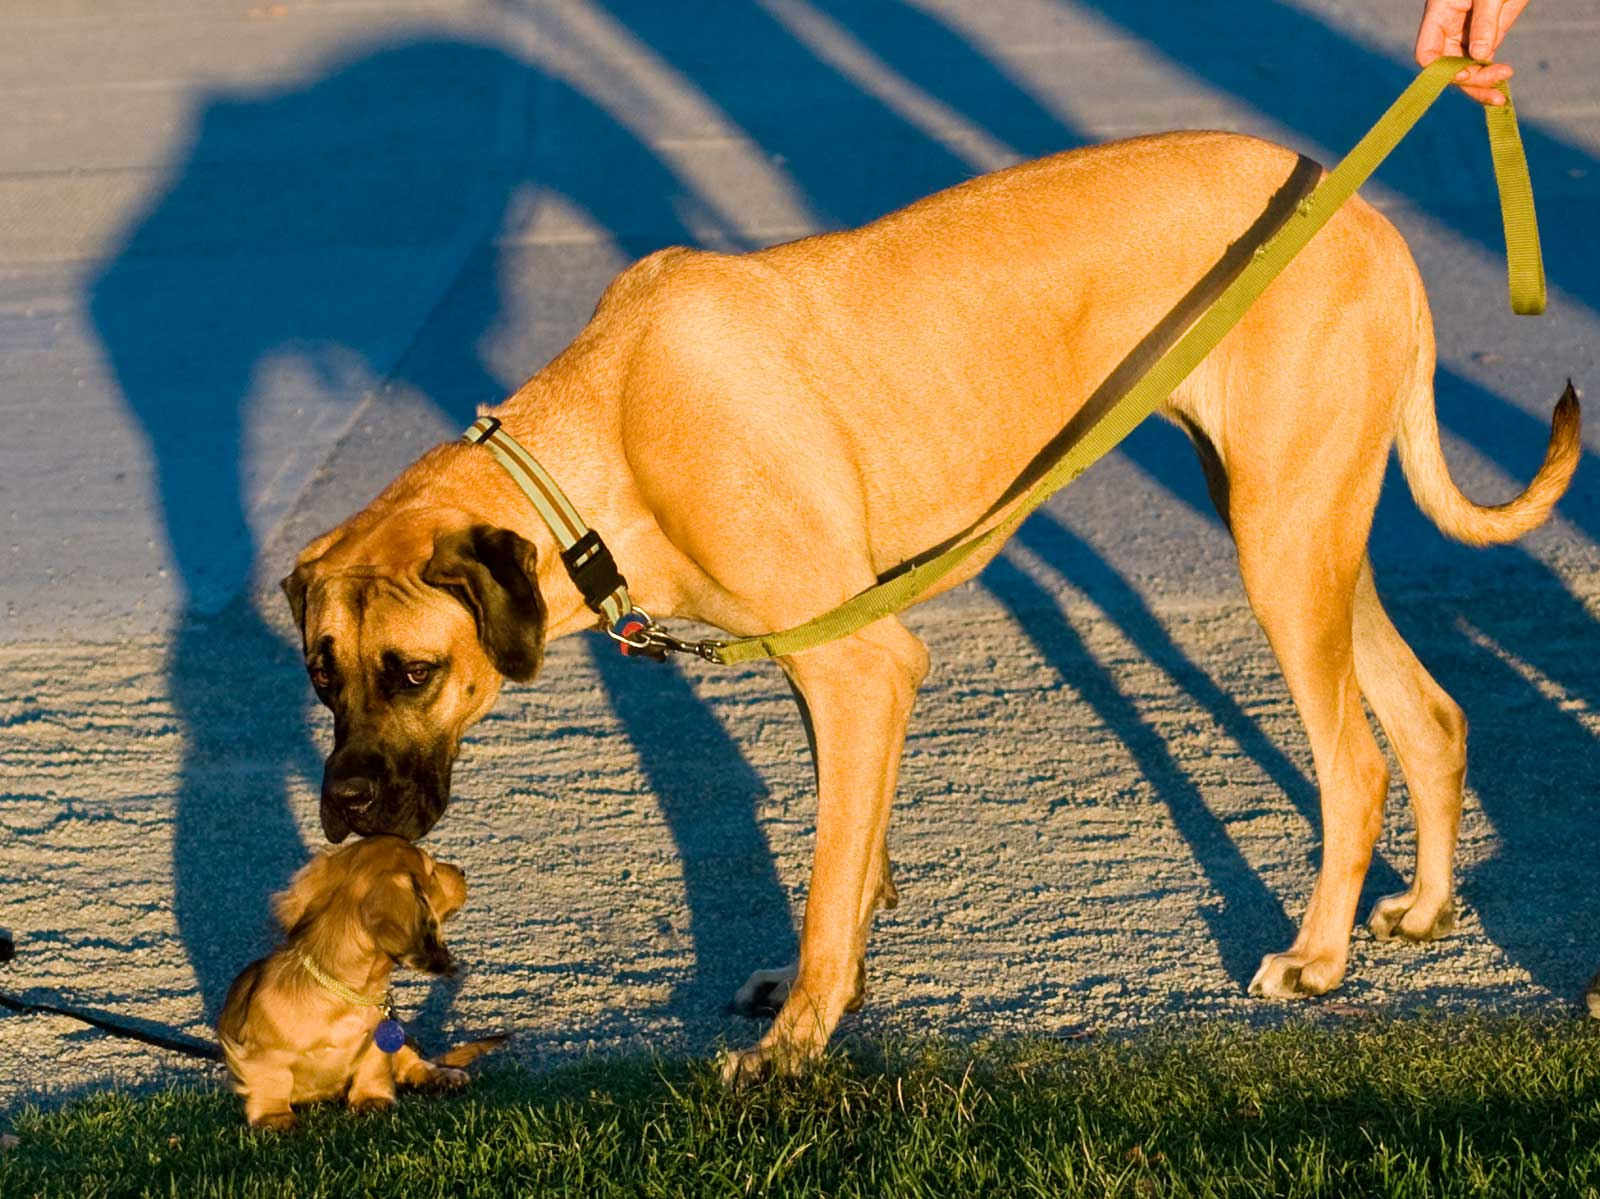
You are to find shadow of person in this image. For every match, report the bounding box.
[982,553,1297,989]
[587,644,798,1017]
[85,34,781,1021]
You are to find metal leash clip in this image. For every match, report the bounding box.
[607,609,727,663]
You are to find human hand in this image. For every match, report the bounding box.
[1414,0,1531,105]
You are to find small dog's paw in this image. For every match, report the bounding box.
[729,965,796,1018]
[1586,973,1600,1020]
[429,1066,470,1090]
[1367,892,1456,943]
[348,1095,395,1115]
[1248,951,1344,999]
[248,1110,297,1132]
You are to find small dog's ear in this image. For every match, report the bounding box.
[360,872,455,976]
[423,859,468,924]
[422,525,546,681]
[272,851,340,933]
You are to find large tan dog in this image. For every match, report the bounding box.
[284,132,1579,1081]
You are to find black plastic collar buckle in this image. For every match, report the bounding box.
[560,529,627,615]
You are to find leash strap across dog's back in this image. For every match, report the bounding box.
[463,416,635,629]
[707,56,1546,665]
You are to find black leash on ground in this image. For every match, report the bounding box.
[0,940,222,1061]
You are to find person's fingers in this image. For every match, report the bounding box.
[1460,82,1509,105]
[1415,0,1526,104]
[1460,61,1515,86]
[1466,0,1510,59]
[1504,0,1533,41]
[1453,59,1513,106]
[1415,0,1471,66]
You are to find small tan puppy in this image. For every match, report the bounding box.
[218,835,500,1129]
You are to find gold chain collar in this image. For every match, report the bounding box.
[295,947,391,1010]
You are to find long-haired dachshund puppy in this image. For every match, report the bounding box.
[218,835,502,1129]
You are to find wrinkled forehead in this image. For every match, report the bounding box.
[304,572,467,660]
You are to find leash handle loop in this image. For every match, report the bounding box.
[709,57,1545,665]
[1483,95,1545,314]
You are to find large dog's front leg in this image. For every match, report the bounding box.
[721,620,927,1085]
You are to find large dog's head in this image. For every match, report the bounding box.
[283,508,546,843]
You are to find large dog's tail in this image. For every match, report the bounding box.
[1395,303,1581,546]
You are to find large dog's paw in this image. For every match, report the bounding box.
[1366,891,1456,943]
[717,1040,816,1089]
[718,1045,777,1089]
[730,965,796,1018]
[1586,972,1600,1020]
[1248,951,1345,999]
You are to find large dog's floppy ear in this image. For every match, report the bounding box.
[421,525,547,681]
[281,529,340,632]
[281,561,313,630]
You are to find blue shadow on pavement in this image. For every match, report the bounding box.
[87,34,783,1020]
[982,552,1298,989]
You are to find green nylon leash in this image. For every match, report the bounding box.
[706,55,1545,665]
[465,58,1544,666]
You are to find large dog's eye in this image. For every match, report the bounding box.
[402,664,432,688]
[308,665,331,690]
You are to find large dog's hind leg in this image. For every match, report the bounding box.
[721,618,927,1084]
[1233,473,1391,999]
[1352,559,1466,944]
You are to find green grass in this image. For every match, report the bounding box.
[4,1017,1598,1198]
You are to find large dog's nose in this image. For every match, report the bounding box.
[325,774,376,814]
[322,747,386,819]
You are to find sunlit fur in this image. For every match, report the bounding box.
[217,836,500,1129]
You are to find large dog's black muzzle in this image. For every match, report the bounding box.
[320,741,451,844]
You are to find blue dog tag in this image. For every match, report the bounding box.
[375,1018,406,1054]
